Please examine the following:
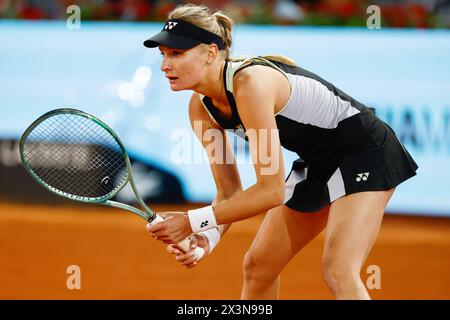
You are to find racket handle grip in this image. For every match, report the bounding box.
[149,215,205,260]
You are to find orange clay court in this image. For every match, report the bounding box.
[0,201,449,300]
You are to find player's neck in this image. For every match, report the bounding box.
[193,60,227,104]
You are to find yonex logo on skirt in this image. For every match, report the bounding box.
[356,172,370,182]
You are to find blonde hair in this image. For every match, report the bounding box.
[168,4,297,66]
[260,54,297,66]
[168,4,233,59]
[227,55,297,67]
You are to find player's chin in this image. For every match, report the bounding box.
[169,81,193,92]
[169,82,184,91]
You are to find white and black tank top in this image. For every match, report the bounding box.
[199,56,379,171]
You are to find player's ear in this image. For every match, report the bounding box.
[206,43,218,64]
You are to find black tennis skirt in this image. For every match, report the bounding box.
[284,119,418,213]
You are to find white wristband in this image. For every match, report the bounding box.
[187,205,218,233]
[199,228,221,253]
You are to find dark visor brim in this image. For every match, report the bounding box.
[143,30,202,49]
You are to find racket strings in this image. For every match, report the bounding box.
[22,113,128,200]
[25,117,125,198]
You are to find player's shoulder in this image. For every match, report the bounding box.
[188,92,221,128]
[234,63,271,82]
[188,92,204,117]
[233,64,277,99]
[232,56,283,87]
[189,92,202,105]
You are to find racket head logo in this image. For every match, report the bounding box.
[101,176,110,185]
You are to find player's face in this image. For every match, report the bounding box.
[159,45,208,91]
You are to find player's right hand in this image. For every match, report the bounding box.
[166,233,210,269]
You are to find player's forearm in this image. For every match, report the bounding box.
[213,189,241,237]
[213,182,284,225]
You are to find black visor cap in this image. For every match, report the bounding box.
[143,30,203,50]
[143,19,225,50]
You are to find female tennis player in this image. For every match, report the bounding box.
[144,4,418,299]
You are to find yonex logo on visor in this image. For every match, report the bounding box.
[164,21,178,30]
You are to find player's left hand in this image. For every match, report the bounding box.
[146,211,192,244]
[167,233,210,269]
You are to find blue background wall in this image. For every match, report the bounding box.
[1,20,449,215]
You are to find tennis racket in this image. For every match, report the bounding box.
[19,108,204,260]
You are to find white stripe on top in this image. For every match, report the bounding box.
[277,73,360,129]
